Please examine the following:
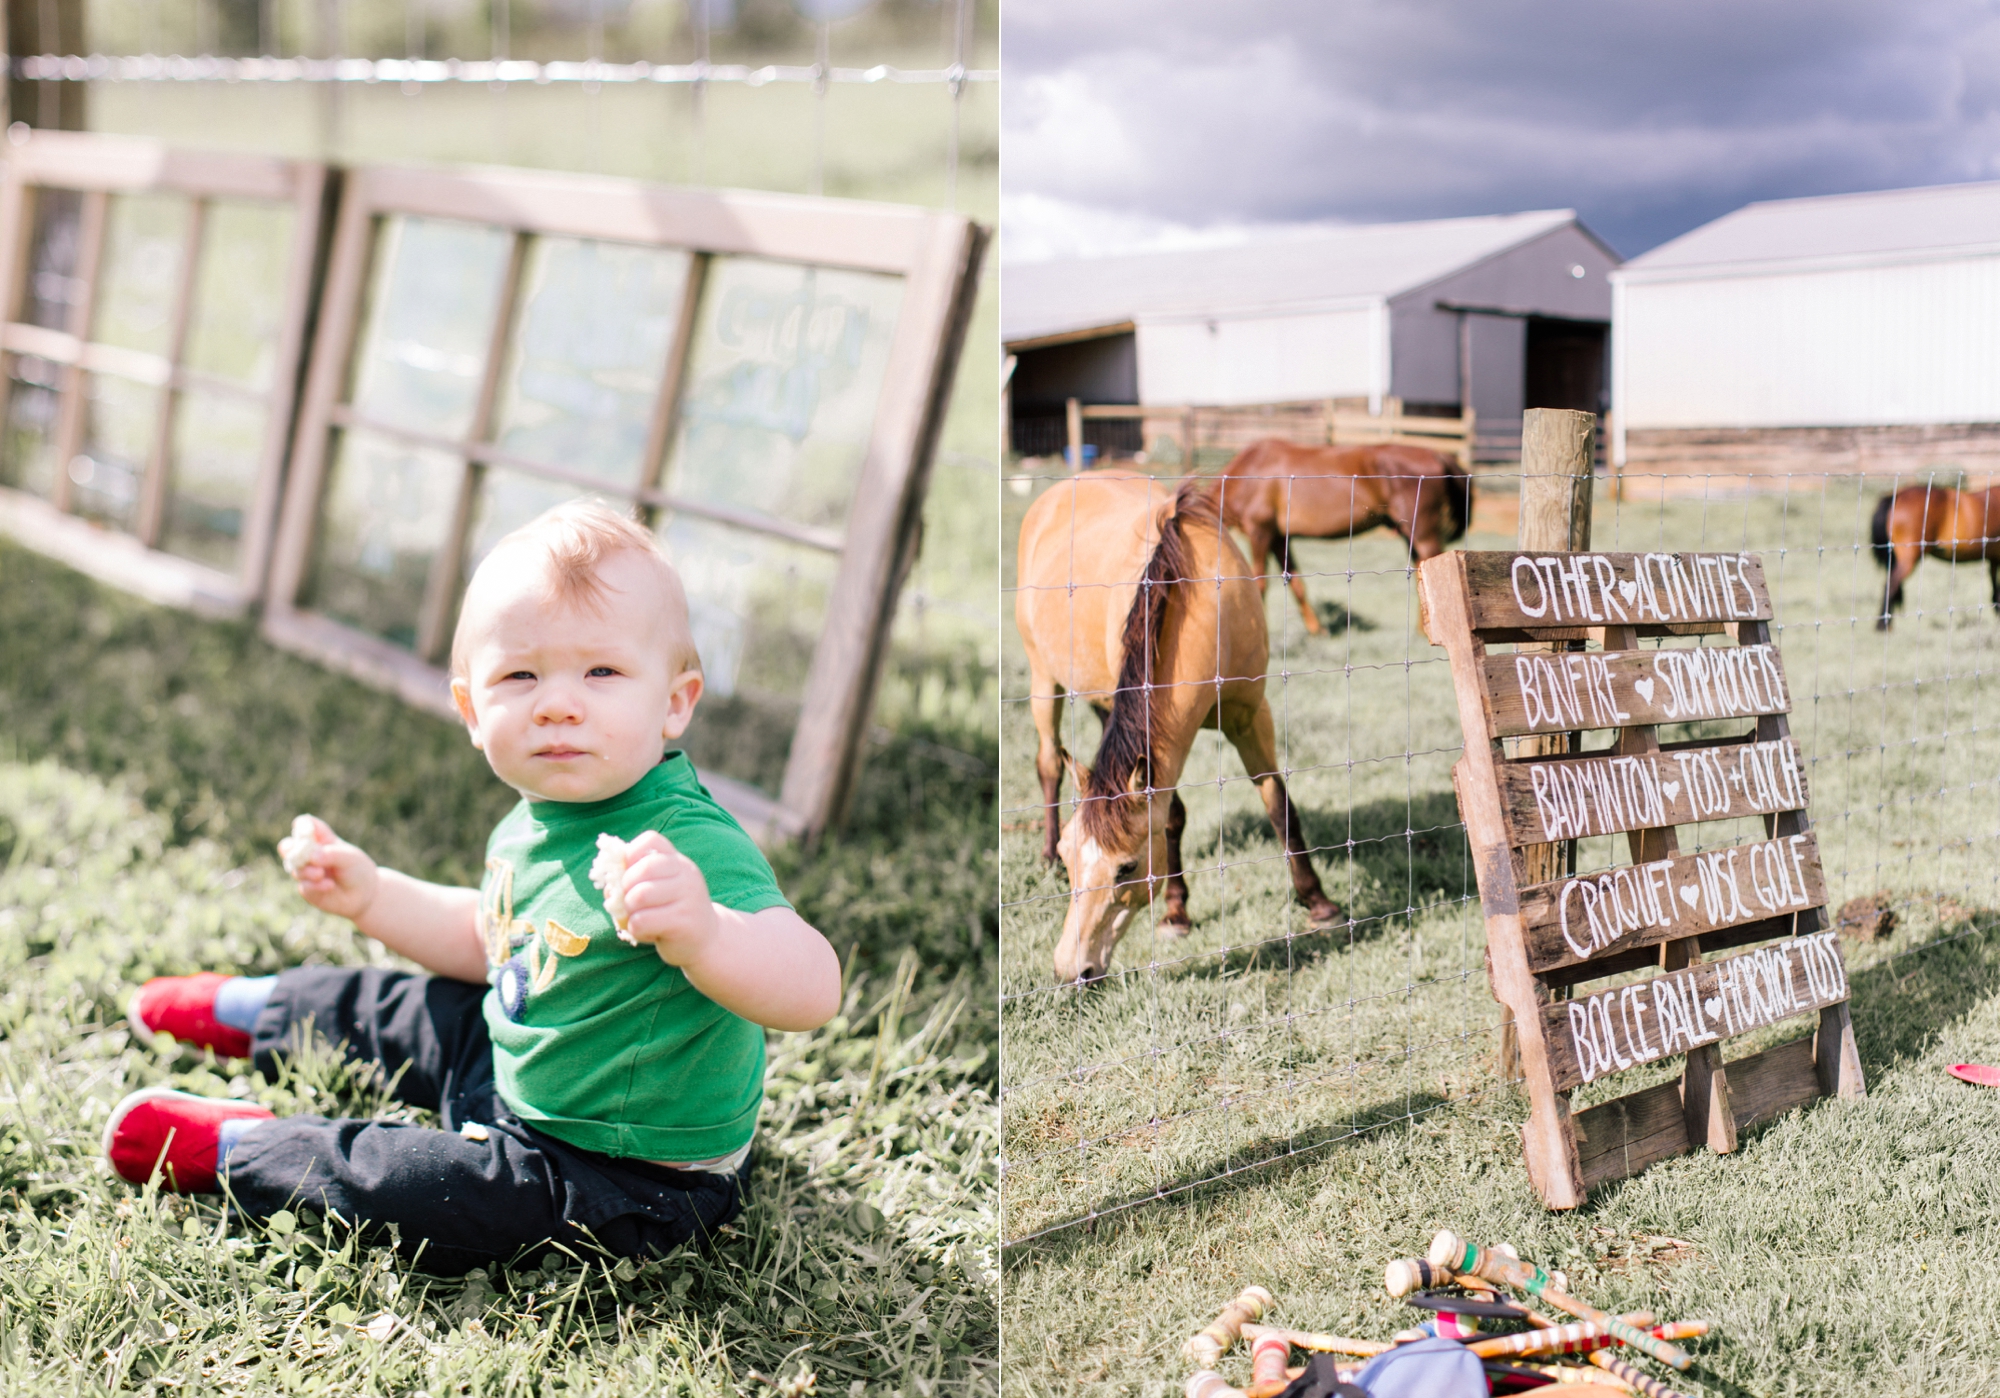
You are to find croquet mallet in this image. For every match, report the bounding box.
[1429,1231,1694,1372]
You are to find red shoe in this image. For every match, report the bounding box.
[127,973,252,1058]
[102,1087,275,1192]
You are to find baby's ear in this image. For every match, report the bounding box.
[450,678,484,748]
[661,670,704,741]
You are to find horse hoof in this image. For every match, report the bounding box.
[1306,901,1347,931]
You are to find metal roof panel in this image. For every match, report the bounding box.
[1002,209,1581,344]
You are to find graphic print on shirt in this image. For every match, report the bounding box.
[480,857,591,1022]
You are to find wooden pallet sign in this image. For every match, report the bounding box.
[1418,550,1865,1208]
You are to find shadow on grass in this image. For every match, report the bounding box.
[1304,596,1379,635]
[1204,788,1471,934]
[1844,914,2000,1072]
[1002,1089,1450,1261]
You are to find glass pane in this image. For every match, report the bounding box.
[491,237,690,485]
[661,257,904,537]
[93,193,191,358]
[304,428,461,650]
[657,513,840,795]
[22,189,84,332]
[183,200,295,390]
[0,355,63,498]
[161,389,267,571]
[70,372,158,531]
[348,216,511,439]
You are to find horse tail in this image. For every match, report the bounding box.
[1084,478,1220,840]
[1443,459,1473,542]
[1870,492,1896,571]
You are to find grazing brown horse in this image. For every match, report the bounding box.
[1871,483,2000,628]
[1209,439,1472,633]
[1015,471,1343,984]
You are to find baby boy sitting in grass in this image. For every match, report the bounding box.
[101,500,841,1273]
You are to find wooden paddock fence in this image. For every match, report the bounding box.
[1059,398,1476,470]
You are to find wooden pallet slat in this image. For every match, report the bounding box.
[1461,550,1773,631]
[1518,832,1827,972]
[1492,737,1809,845]
[1482,641,1791,736]
[1538,931,1851,1092]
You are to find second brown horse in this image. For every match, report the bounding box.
[1871,482,2000,628]
[1210,439,1473,633]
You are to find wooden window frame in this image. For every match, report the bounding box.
[0,131,328,614]
[263,163,986,843]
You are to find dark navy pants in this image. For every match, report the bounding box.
[224,966,747,1274]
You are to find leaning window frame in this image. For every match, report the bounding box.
[263,163,986,843]
[0,131,327,614]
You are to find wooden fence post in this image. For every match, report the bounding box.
[1498,407,1596,1079]
[1065,396,1083,470]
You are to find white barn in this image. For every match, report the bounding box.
[1003,210,1618,460]
[1611,180,2000,476]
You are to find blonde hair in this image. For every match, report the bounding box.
[450,498,700,678]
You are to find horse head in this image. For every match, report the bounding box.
[1051,757,1173,985]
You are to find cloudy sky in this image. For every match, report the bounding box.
[1003,0,2000,263]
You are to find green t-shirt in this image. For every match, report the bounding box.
[477,754,791,1161]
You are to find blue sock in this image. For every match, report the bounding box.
[213,976,276,1033]
[216,1116,264,1172]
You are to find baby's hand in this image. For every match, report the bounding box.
[278,815,380,924]
[619,830,719,968]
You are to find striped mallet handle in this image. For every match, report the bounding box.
[1523,1362,1637,1390]
[1467,1314,1656,1361]
[1241,1323,1391,1358]
[1429,1232,1693,1372]
[1185,1372,1245,1398]
[1589,1350,1695,1398]
[1183,1286,1273,1368]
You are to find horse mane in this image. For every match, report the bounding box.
[1869,491,1896,571]
[1082,476,1221,845]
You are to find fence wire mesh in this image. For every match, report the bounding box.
[998,461,1999,1246]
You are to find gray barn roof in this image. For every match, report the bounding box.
[1624,179,2000,277]
[1003,209,1582,346]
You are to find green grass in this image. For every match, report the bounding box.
[998,468,2000,1394]
[0,536,996,1395]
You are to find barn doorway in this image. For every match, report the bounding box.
[1524,316,1607,414]
[1007,331,1141,458]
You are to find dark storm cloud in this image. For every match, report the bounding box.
[1003,0,2000,257]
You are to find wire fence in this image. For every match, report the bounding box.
[997,461,2000,1246]
[12,1,995,200]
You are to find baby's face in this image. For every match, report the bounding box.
[451,550,701,804]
